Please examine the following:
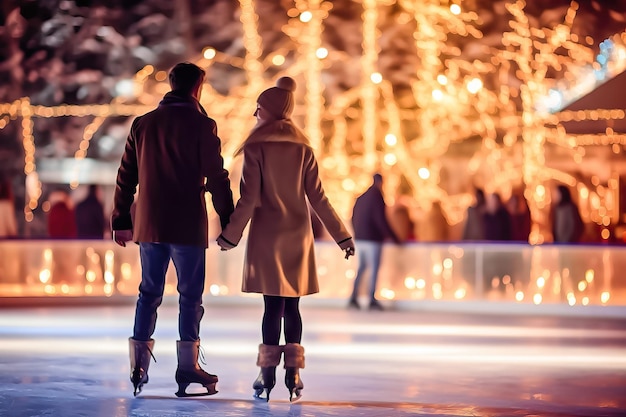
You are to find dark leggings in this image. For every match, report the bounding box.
[262,295,302,345]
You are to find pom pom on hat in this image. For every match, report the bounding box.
[257,77,296,119]
[275,76,296,92]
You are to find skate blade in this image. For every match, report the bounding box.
[133,383,143,397]
[175,383,218,397]
[253,388,270,402]
[289,390,302,403]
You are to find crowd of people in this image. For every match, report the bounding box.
[461,186,585,244]
[0,179,109,240]
[46,184,107,240]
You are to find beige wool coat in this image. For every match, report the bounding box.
[220,121,352,297]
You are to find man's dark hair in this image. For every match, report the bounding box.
[474,187,485,206]
[557,184,572,204]
[169,62,205,95]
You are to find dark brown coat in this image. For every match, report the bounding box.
[111,92,234,247]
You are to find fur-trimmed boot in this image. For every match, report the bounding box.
[129,337,156,396]
[174,340,218,397]
[283,343,305,402]
[252,344,284,401]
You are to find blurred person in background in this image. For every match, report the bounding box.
[507,191,531,242]
[505,190,532,293]
[348,173,400,311]
[388,196,416,243]
[483,192,511,241]
[462,187,486,241]
[551,184,586,301]
[75,184,105,239]
[47,188,77,239]
[552,184,584,243]
[46,187,78,286]
[0,178,17,238]
[460,187,486,286]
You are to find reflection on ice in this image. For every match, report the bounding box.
[1,304,625,417]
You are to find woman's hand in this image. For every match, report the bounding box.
[216,235,237,251]
[338,237,355,259]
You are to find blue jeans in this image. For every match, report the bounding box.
[350,240,383,301]
[133,242,206,342]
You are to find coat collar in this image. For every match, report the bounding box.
[159,91,208,116]
[235,119,310,156]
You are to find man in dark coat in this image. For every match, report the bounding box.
[111,62,234,397]
[349,173,399,310]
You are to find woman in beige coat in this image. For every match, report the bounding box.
[217,77,354,402]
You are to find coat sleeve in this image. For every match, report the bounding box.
[201,119,235,230]
[303,148,351,244]
[111,118,139,231]
[219,147,262,245]
[372,189,399,243]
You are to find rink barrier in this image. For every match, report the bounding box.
[0,240,625,312]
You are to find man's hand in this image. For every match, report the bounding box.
[113,229,133,247]
[216,235,237,251]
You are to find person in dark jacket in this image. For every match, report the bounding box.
[552,184,584,243]
[507,192,531,242]
[75,184,105,239]
[348,173,399,310]
[111,62,234,398]
[483,192,511,241]
[462,188,486,241]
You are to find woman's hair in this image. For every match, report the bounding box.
[168,62,205,95]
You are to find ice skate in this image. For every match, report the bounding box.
[369,299,384,311]
[283,343,305,402]
[128,337,156,396]
[174,340,218,397]
[252,344,284,402]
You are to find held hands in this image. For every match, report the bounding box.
[216,234,237,251]
[113,229,133,247]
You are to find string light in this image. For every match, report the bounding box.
[361,0,379,172]
[294,0,326,150]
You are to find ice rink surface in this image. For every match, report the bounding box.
[1,300,625,417]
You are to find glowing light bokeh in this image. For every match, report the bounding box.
[0,1,625,243]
